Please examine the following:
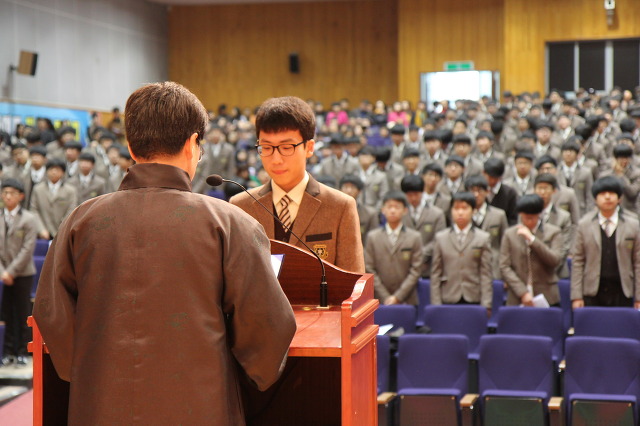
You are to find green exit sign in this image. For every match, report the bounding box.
[444,61,475,71]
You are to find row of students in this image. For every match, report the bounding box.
[364,175,640,311]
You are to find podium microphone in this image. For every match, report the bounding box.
[207,174,329,308]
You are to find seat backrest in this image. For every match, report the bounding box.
[478,335,554,396]
[415,278,430,326]
[423,305,487,354]
[34,239,50,257]
[374,305,417,334]
[490,280,505,323]
[574,307,640,341]
[496,306,565,360]
[377,335,391,394]
[565,336,640,403]
[396,334,469,394]
[31,255,47,299]
[557,279,572,331]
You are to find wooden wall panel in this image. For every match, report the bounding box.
[168,0,640,110]
[504,0,640,95]
[168,1,398,111]
[397,0,504,105]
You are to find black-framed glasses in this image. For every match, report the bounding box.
[196,134,204,162]
[255,140,306,157]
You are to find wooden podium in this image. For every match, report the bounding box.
[29,239,378,425]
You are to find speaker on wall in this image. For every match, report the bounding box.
[16,50,38,76]
[289,53,300,74]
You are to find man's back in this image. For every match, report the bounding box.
[33,163,296,425]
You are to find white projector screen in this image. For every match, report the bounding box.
[421,70,499,106]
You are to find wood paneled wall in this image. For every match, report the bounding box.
[168,0,640,110]
[503,0,640,95]
[168,1,398,111]
[397,0,504,105]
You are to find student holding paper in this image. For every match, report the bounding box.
[499,194,564,307]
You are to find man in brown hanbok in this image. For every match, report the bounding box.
[33,82,296,425]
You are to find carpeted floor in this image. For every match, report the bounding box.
[0,389,32,426]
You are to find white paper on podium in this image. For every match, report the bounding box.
[270,254,284,278]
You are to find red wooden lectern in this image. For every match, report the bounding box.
[29,239,378,425]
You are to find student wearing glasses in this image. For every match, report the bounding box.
[231,96,365,273]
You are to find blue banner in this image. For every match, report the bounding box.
[0,102,92,145]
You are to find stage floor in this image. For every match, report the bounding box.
[0,357,33,425]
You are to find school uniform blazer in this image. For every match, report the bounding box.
[556,167,594,217]
[551,185,581,224]
[230,176,365,273]
[3,163,29,182]
[490,183,519,226]
[438,180,464,199]
[192,142,237,195]
[106,169,125,193]
[472,150,506,164]
[384,162,405,192]
[0,208,38,277]
[433,192,452,216]
[419,152,448,170]
[462,157,484,179]
[45,142,65,161]
[403,205,447,253]
[600,167,640,215]
[570,212,640,301]
[477,205,509,279]
[430,227,493,308]
[545,205,573,262]
[403,205,447,275]
[29,181,78,237]
[83,146,110,180]
[503,175,535,197]
[583,139,609,175]
[317,155,360,186]
[364,226,423,304]
[358,168,390,209]
[500,223,563,306]
[67,174,107,204]
[535,145,561,162]
[358,203,381,245]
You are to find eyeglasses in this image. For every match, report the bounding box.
[255,140,306,157]
[196,142,204,162]
[1,190,20,196]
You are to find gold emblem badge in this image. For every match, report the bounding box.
[424,224,432,233]
[627,241,634,250]
[314,244,328,260]
[472,248,482,258]
[15,229,25,238]
[402,251,411,261]
[491,228,499,236]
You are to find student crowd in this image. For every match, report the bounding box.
[1,87,640,364]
